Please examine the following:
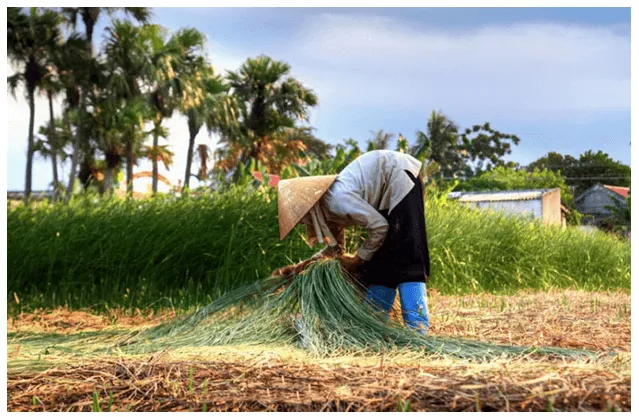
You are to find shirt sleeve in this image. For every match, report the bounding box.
[329,193,389,261]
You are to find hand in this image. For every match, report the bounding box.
[272,259,313,277]
[338,253,364,273]
[272,264,296,277]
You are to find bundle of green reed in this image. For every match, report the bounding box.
[121,261,597,361]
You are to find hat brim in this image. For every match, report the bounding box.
[277,175,338,240]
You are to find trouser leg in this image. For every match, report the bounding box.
[365,285,396,320]
[398,282,429,333]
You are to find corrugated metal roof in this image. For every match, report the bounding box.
[448,188,557,202]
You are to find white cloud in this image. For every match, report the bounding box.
[291,15,630,115]
[6,12,630,191]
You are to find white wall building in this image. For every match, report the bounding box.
[448,188,565,227]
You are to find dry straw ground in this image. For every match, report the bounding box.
[7,290,631,411]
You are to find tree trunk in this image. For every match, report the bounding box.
[78,96,94,190]
[85,19,95,50]
[249,141,260,160]
[24,89,36,205]
[78,16,95,191]
[151,120,160,195]
[245,139,265,166]
[103,152,120,195]
[198,145,209,180]
[47,91,60,202]
[126,141,134,198]
[184,133,196,189]
[184,114,201,189]
[104,167,113,194]
[78,152,94,189]
[65,92,86,204]
[52,153,59,201]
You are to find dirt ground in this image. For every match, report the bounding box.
[6,289,631,411]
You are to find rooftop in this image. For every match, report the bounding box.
[252,172,281,188]
[603,185,630,198]
[448,188,558,202]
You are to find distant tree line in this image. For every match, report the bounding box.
[8,7,630,214]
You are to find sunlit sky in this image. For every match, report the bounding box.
[6,7,631,191]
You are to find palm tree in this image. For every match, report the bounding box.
[146,144,174,170]
[336,138,361,154]
[8,7,63,204]
[38,31,87,201]
[182,65,233,189]
[61,7,151,190]
[196,144,210,182]
[103,20,149,99]
[86,84,123,194]
[56,34,92,203]
[143,25,208,194]
[122,98,152,196]
[102,20,154,196]
[39,43,63,200]
[34,119,72,200]
[61,7,151,54]
[296,128,332,159]
[396,133,409,153]
[82,90,150,197]
[366,129,394,151]
[144,24,175,195]
[412,110,464,178]
[220,55,318,172]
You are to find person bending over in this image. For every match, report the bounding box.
[274,150,431,332]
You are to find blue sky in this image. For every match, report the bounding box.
[6,7,631,191]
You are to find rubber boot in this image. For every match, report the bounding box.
[398,282,429,334]
[365,285,396,320]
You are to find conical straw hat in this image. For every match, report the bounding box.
[278,175,338,240]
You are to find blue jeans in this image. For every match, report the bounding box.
[366,282,429,333]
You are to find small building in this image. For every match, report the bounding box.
[574,184,630,225]
[448,188,564,226]
[7,190,54,201]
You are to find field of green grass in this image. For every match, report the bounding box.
[7,185,630,312]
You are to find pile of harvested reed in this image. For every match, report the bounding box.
[118,261,598,360]
[8,289,630,352]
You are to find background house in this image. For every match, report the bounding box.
[252,172,281,188]
[448,188,564,227]
[574,184,630,225]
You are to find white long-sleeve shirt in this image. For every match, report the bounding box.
[316,150,423,261]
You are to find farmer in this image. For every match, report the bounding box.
[273,150,431,332]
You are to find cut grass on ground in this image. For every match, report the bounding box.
[7,350,630,412]
[7,290,630,411]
